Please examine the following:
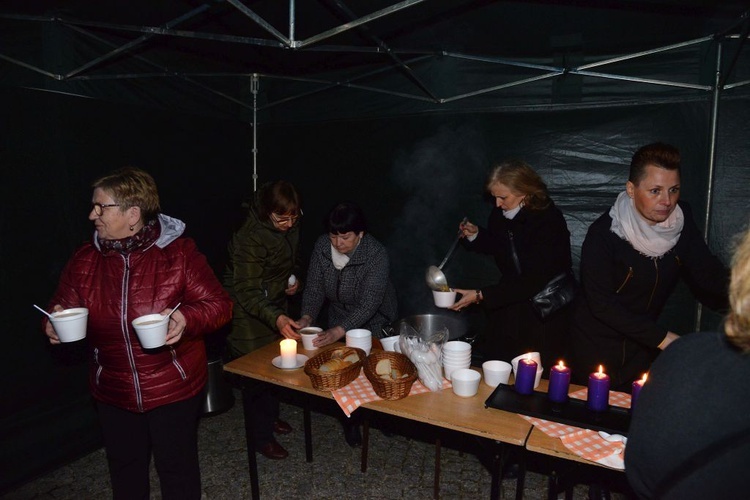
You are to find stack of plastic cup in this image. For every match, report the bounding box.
[442,340,472,380]
[345,328,372,356]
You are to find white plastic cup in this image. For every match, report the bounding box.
[299,327,322,351]
[345,329,372,356]
[131,313,169,349]
[451,368,482,397]
[432,290,457,308]
[443,360,470,381]
[380,336,400,352]
[50,307,89,343]
[443,340,472,354]
[482,360,512,387]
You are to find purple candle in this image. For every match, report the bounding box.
[631,373,648,410]
[587,365,610,412]
[548,360,571,403]
[515,357,537,395]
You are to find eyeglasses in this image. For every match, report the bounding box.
[92,203,120,216]
[269,211,302,225]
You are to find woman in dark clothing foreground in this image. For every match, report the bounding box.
[625,224,750,499]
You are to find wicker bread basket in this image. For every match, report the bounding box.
[304,346,366,391]
[363,351,418,400]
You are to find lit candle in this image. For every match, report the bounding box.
[279,338,297,368]
[631,373,648,410]
[587,365,610,412]
[515,355,537,395]
[548,360,571,403]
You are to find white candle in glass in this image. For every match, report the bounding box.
[280,339,297,368]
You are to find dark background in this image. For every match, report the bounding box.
[1,0,749,492]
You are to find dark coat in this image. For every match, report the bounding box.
[625,332,750,499]
[570,201,728,390]
[223,203,302,357]
[465,200,573,372]
[49,215,233,413]
[302,233,397,336]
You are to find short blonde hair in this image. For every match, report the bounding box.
[93,167,161,223]
[725,227,750,352]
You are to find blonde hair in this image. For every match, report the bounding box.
[725,227,750,352]
[486,159,550,211]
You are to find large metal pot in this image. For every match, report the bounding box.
[387,313,468,342]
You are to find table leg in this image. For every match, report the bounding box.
[361,415,370,473]
[303,396,313,463]
[516,447,527,500]
[490,441,509,500]
[241,386,261,500]
[434,437,441,499]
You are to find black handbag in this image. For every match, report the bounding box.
[508,230,577,320]
[530,270,578,320]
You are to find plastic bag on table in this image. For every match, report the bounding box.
[397,323,448,392]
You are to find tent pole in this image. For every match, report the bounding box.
[696,40,723,331]
[252,74,259,192]
[289,0,295,43]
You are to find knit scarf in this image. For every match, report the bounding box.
[330,237,362,270]
[609,191,683,258]
[98,218,160,255]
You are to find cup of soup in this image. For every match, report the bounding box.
[131,313,169,349]
[50,307,89,343]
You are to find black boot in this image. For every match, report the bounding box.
[342,418,362,447]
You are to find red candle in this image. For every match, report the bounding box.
[631,373,648,410]
[548,360,571,403]
[515,356,537,395]
[587,365,610,412]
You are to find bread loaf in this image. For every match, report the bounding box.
[319,358,347,372]
[375,358,392,375]
[317,348,360,373]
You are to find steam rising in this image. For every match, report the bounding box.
[386,124,491,316]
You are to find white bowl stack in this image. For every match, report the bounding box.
[345,328,372,356]
[442,340,472,380]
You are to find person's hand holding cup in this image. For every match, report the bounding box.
[299,326,323,351]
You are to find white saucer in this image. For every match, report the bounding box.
[272,354,309,370]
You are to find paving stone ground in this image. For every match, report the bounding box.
[3,388,634,499]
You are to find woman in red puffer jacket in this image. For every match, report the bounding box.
[44,167,232,500]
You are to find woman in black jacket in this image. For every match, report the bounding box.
[570,142,728,391]
[451,160,573,374]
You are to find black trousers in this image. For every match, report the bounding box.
[241,383,280,447]
[97,391,204,500]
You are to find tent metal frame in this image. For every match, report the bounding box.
[1,1,748,329]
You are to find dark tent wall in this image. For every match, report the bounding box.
[256,99,746,325]
[3,82,750,494]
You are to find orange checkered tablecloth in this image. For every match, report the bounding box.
[520,389,631,470]
[332,371,452,417]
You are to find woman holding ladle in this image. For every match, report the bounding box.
[449,160,573,374]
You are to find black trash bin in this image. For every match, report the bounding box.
[202,329,235,417]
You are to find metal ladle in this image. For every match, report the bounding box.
[425,217,467,291]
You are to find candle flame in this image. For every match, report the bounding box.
[598,365,604,375]
[557,360,565,368]
[526,353,532,361]
[642,373,648,383]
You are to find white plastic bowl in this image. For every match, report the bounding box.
[451,368,482,397]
